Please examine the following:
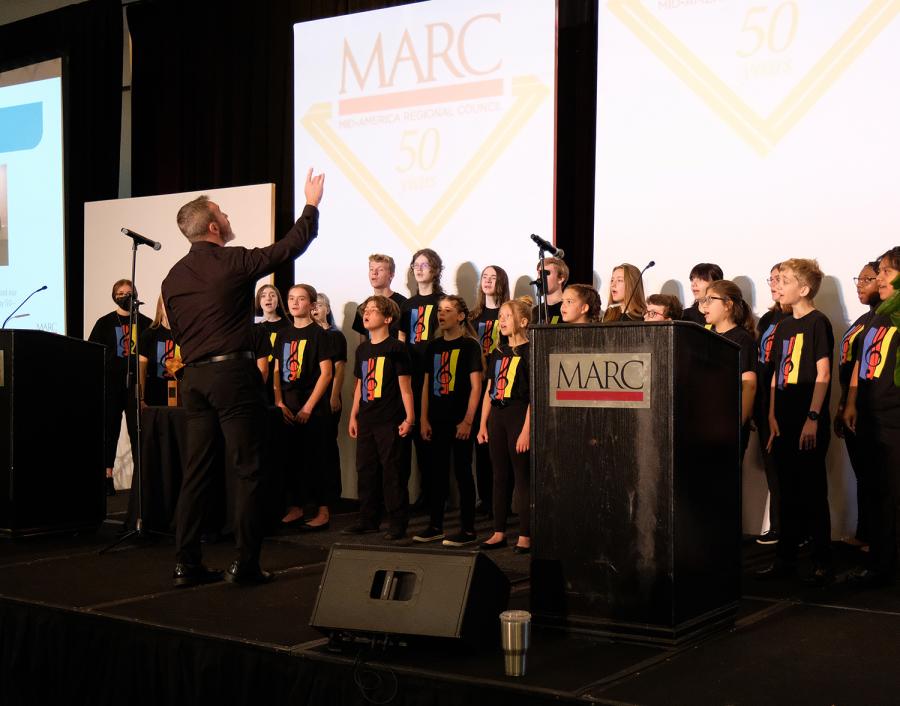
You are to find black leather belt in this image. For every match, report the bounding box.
[187,351,255,367]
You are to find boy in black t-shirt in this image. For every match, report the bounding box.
[273,284,334,529]
[351,254,407,340]
[346,296,415,540]
[760,259,834,585]
[532,256,567,325]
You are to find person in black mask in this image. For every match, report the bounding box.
[88,279,152,496]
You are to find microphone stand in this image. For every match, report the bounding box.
[532,247,551,324]
[101,238,162,553]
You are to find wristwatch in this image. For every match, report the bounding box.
[807,410,819,421]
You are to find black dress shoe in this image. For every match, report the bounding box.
[299,521,330,532]
[512,545,531,555]
[479,538,508,551]
[223,560,273,586]
[755,562,795,579]
[172,563,222,588]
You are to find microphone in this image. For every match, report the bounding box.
[530,233,565,259]
[2,285,48,329]
[121,227,162,251]
[621,261,655,320]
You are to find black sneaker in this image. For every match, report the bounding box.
[756,530,780,545]
[341,523,379,535]
[413,527,445,543]
[442,532,478,547]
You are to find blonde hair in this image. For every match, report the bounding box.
[361,295,401,323]
[500,296,533,344]
[603,264,645,321]
[369,253,396,275]
[539,257,569,286]
[780,258,824,299]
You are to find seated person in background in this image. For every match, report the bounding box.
[560,284,602,324]
[683,262,723,325]
[532,256,568,324]
[643,293,683,322]
[602,264,645,322]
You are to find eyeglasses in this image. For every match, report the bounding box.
[643,310,666,320]
[411,263,431,271]
[698,296,727,306]
[766,277,780,285]
[853,276,877,286]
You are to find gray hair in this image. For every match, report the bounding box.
[176,195,215,242]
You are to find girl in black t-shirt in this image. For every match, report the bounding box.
[253,284,291,403]
[418,295,484,546]
[138,295,182,407]
[700,280,757,455]
[478,297,533,553]
[602,264,645,322]
[683,262,724,325]
[273,284,334,529]
[560,284,602,324]
[470,265,510,518]
[834,260,881,548]
[843,246,900,586]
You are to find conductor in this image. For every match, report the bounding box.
[162,169,325,587]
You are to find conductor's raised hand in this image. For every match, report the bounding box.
[304,168,325,207]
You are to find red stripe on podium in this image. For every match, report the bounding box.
[555,390,644,402]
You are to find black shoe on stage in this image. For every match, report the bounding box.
[756,530,780,545]
[413,527,444,543]
[172,563,222,588]
[223,561,273,586]
[479,538,508,551]
[755,562,795,580]
[341,523,379,535]
[299,521,330,532]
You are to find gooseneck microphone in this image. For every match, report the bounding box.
[621,261,656,320]
[2,285,48,329]
[530,233,565,259]
[121,228,162,251]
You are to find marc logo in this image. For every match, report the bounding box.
[550,353,651,408]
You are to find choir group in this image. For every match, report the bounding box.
[90,244,900,588]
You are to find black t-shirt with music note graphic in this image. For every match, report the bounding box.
[139,325,181,406]
[354,337,412,427]
[88,310,153,386]
[486,342,530,407]
[838,309,876,391]
[855,313,900,427]
[424,336,484,424]
[770,310,834,435]
[273,322,335,415]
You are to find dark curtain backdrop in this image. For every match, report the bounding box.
[127,0,597,292]
[0,0,123,337]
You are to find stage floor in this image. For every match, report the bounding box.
[1,494,899,706]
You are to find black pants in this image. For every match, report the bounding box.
[357,422,410,530]
[773,426,831,568]
[283,413,336,510]
[473,401,495,510]
[844,429,872,543]
[408,376,433,506]
[321,407,344,505]
[176,358,266,567]
[857,418,900,577]
[488,404,530,537]
[753,412,781,534]
[104,379,138,469]
[427,420,476,532]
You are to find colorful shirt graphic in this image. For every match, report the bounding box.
[477,320,500,356]
[777,333,803,389]
[155,339,181,378]
[859,325,897,381]
[840,323,866,365]
[493,354,522,400]
[758,321,780,365]
[361,356,386,402]
[409,304,434,344]
[116,323,138,358]
[432,349,460,396]
[282,339,308,382]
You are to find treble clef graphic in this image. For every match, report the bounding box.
[365,357,380,399]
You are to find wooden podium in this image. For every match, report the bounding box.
[0,330,106,536]
[529,321,741,645]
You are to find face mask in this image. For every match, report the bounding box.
[115,295,132,310]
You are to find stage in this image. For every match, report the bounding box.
[1,495,898,706]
